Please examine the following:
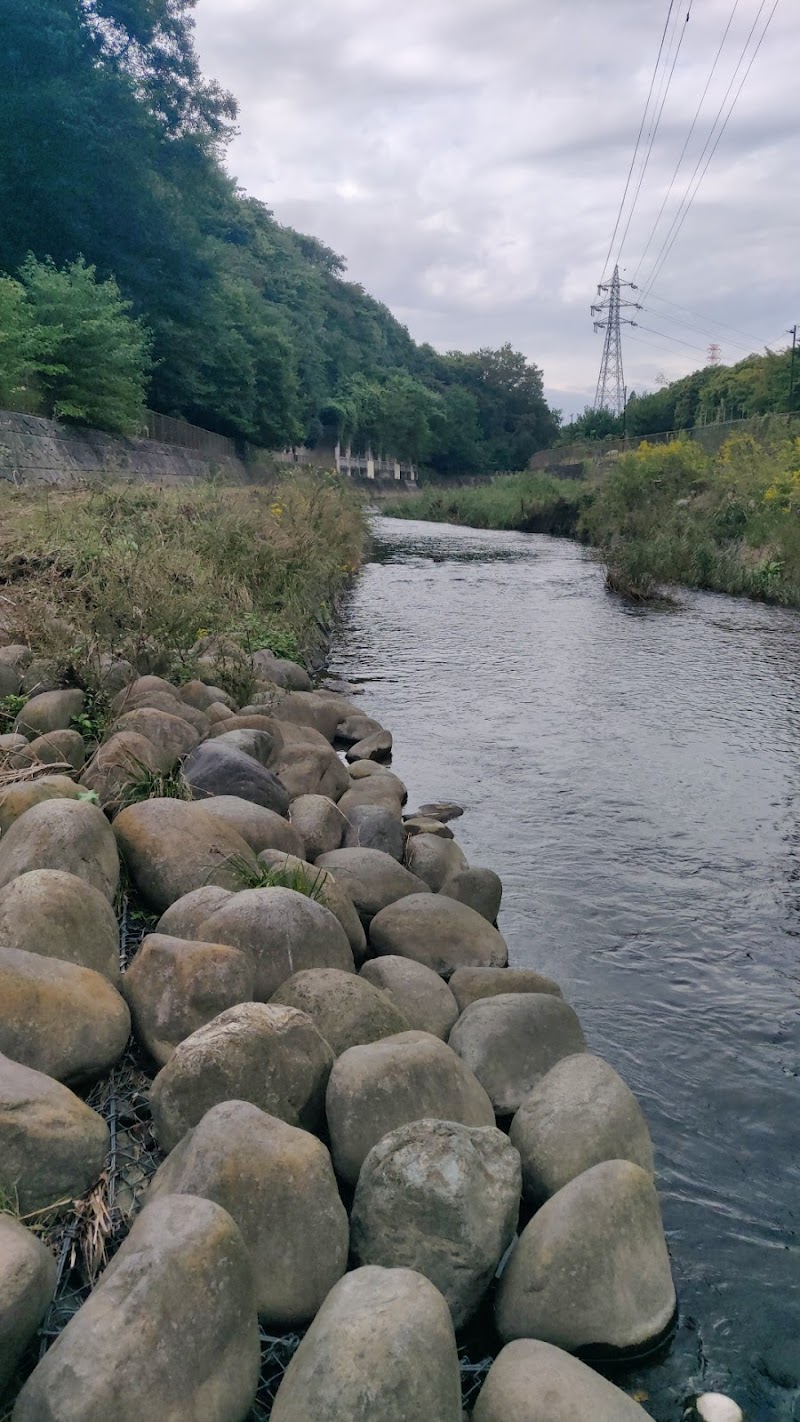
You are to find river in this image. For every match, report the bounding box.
[328,515,800,1422]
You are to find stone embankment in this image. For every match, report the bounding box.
[0,634,729,1419]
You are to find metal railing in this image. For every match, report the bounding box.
[144,410,238,461]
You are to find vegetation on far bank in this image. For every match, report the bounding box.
[0,473,364,703]
[385,432,800,608]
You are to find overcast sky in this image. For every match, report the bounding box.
[194,0,798,417]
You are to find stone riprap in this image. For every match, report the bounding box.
[0,643,676,1422]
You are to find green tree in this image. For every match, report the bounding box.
[20,256,152,433]
[0,276,35,408]
[441,345,558,470]
[558,406,622,442]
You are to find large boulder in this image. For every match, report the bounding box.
[14,689,84,739]
[0,870,119,982]
[0,799,119,902]
[0,1053,109,1213]
[351,1119,521,1328]
[0,1215,57,1393]
[258,849,367,961]
[111,678,210,734]
[183,739,290,815]
[112,707,200,770]
[440,866,503,922]
[206,714,284,744]
[26,729,85,771]
[12,1194,260,1422]
[210,727,278,767]
[79,731,161,809]
[272,968,410,1056]
[0,661,20,698]
[405,833,468,891]
[123,934,255,1067]
[370,894,508,979]
[272,743,350,802]
[345,728,392,763]
[270,1266,462,1422]
[150,1003,335,1152]
[336,713,383,746]
[0,947,130,1083]
[269,690,341,742]
[360,956,459,1040]
[343,801,404,860]
[156,885,233,939]
[337,778,404,817]
[495,1160,676,1351]
[180,679,237,712]
[252,650,312,692]
[148,1101,348,1326]
[449,966,563,1014]
[473,1340,656,1422]
[113,798,259,913]
[326,1030,495,1186]
[449,993,587,1116]
[510,1054,655,1206]
[0,776,82,836]
[288,793,346,860]
[316,847,430,926]
[199,795,304,857]
[197,886,354,1000]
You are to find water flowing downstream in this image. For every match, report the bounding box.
[329,515,800,1422]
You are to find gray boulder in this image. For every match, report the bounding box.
[417,801,465,823]
[288,793,346,860]
[326,1030,495,1186]
[449,993,587,1116]
[345,728,393,762]
[338,778,404,817]
[271,1266,462,1422]
[0,947,130,1084]
[316,847,430,926]
[440,866,503,922]
[0,1052,109,1213]
[370,894,508,979]
[97,654,136,696]
[113,707,200,770]
[197,886,354,1000]
[148,1101,348,1326]
[343,801,404,859]
[79,731,161,809]
[210,727,278,766]
[0,799,119,902]
[206,713,284,743]
[510,1053,654,1205]
[183,739,290,815]
[113,798,259,913]
[351,1119,521,1328]
[272,743,350,802]
[257,850,367,962]
[0,776,82,837]
[0,870,119,982]
[123,933,255,1066]
[156,885,233,938]
[0,644,31,671]
[449,966,563,1014]
[206,702,235,724]
[14,689,84,739]
[403,815,455,838]
[405,833,468,891]
[252,650,312,692]
[495,1159,676,1351]
[272,968,410,1056]
[336,713,383,746]
[26,729,86,771]
[180,679,237,712]
[0,1215,57,1393]
[0,662,20,698]
[150,1003,335,1151]
[473,1340,656,1422]
[200,795,304,857]
[360,956,459,1040]
[12,1194,260,1422]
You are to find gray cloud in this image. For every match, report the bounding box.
[194,0,799,416]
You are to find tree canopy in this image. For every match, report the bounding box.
[0,0,558,469]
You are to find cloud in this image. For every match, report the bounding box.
[194,0,799,414]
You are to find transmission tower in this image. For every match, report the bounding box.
[707,342,721,366]
[592,266,641,413]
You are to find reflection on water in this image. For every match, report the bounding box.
[329,516,800,1422]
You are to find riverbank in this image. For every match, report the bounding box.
[387,432,800,607]
[0,485,688,1420]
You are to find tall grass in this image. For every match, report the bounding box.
[0,473,364,691]
[384,472,590,536]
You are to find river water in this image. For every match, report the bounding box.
[328,515,800,1422]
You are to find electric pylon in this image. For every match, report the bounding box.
[592,266,641,413]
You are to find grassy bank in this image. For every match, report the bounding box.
[383,471,590,537]
[0,473,364,700]
[580,433,800,604]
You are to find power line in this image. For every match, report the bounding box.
[646,289,772,346]
[641,0,782,298]
[614,0,693,267]
[639,304,757,354]
[631,0,741,283]
[600,0,677,281]
[627,330,698,361]
[634,322,710,354]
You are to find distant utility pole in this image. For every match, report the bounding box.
[789,325,798,415]
[707,342,721,366]
[592,266,641,414]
